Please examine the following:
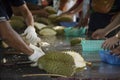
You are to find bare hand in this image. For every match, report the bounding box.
[102,36,120,49]
[92,29,106,39]
[110,46,120,56]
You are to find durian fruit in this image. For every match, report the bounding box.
[10,20,26,31]
[34,22,47,30]
[55,15,73,23]
[37,51,86,77]
[53,26,65,36]
[44,6,57,14]
[48,14,58,22]
[63,51,86,71]
[70,38,83,46]
[38,51,75,77]
[35,17,52,25]
[2,41,9,48]
[10,16,24,22]
[21,35,30,45]
[39,27,57,36]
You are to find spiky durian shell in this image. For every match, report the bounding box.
[48,14,58,23]
[10,16,24,22]
[44,6,57,14]
[10,20,26,31]
[53,26,65,36]
[55,15,73,23]
[70,38,82,46]
[38,27,57,36]
[35,17,52,25]
[37,52,76,77]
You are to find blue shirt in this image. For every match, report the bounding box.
[0,0,25,21]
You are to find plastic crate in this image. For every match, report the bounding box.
[82,51,101,62]
[60,22,78,27]
[99,50,120,65]
[81,40,104,51]
[64,27,86,37]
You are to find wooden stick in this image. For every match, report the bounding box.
[22,74,67,78]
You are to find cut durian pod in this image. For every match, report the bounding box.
[37,51,86,77]
[35,17,52,25]
[10,16,24,22]
[2,41,9,48]
[38,52,76,77]
[53,26,65,36]
[70,38,84,46]
[38,27,57,36]
[48,14,58,22]
[10,20,26,31]
[44,6,57,14]
[34,22,47,30]
[63,51,87,72]
[21,35,30,45]
[55,15,73,23]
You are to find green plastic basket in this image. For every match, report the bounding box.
[81,40,104,51]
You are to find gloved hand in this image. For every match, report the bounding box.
[28,44,45,62]
[22,26,41,45]
[102,36,120,50]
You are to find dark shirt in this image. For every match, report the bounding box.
[24,0,38,5]
[0,0,25,21]
[88,0,120,32]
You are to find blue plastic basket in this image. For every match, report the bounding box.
[81,40,104,51]
[60,22,78,27]
[99,50,120,65]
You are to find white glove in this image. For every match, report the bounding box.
[57,10,63,15]
[22,26,41,45]
[28,44,45,62]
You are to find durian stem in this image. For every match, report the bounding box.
[22,74,67,78]
[85,61,92,66]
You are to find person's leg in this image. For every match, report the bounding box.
[0,21,33,56]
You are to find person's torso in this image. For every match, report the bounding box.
[0,0,25,19]
[24,0,38,5]
[90,0,120,14]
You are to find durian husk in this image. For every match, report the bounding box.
[55,15,73,23]
[70,38,83,46]
[10,20,26,31]
[2,41,9,48]
[34,22,47,30]
[38,52,76,77]
[53,26,65,36]
[48,14,58,22]
[39,27,57,36]
[35,17,52,25]
[10,16,24,22]
[38,51,86,77]
[44,6,57,14]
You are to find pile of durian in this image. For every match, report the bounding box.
[37,51,87,77]
[9,6,74,36]
[34,6,73,36]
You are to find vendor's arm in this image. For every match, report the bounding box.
[92,13,120,39]
[60,0,83,15]
[67,0,83,14]
[12,2,41,45]
[12,3,34,26]
[104,13,120,35]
